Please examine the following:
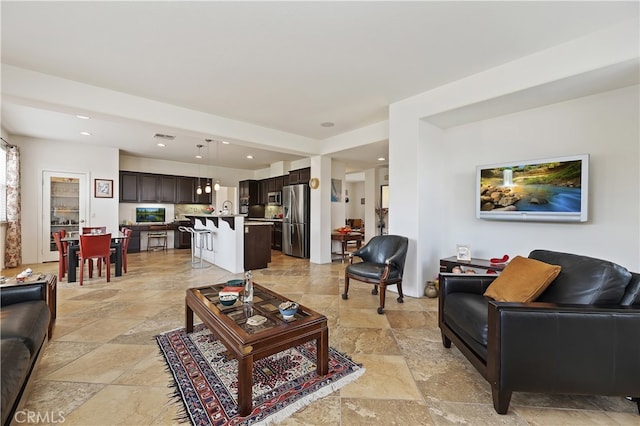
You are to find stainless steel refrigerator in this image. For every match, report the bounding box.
[282,184,310,258]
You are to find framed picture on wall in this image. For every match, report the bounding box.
[94,179,113,198]
[331,179,341,202]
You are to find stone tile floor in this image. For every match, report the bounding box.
[4,249,638,425]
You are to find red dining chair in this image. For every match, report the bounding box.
[53,231,67,279]
[121,227,133,273]
[78,233,111,285]
[82,226,108,272]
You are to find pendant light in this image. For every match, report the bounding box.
[204,139,212,193]
[195,144,203,195]
[213,139,220,191]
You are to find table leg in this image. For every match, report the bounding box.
[237,355,254,416]
[185,303,194,333]
[114,243,122,277]
[341,240,347,263]
[317,328,329,376]
[67,246,78,282]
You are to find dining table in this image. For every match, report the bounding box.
[62,233,128,283]
[331,231,363,262]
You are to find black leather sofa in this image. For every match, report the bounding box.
[438,249,640,415]
[1,283,52,426]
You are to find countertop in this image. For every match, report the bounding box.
[247,218,283,222]
[245,221,275,226]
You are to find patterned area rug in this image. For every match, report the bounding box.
[156,324,365,425]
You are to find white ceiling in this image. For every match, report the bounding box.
[1,1,638,172]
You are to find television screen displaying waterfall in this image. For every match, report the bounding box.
[476,154,588,222]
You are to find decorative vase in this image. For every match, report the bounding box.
[425,281,438,298]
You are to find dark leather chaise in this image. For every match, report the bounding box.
[1,282,52,426]
[438,249,640,415]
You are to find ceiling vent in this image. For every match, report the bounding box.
[153,133,176,140]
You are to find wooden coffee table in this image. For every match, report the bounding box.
[185,282,329,416]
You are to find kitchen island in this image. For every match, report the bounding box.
[184,215,273,273]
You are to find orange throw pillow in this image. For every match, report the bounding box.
[484,255,561,302]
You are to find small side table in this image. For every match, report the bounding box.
[439,256,506,274]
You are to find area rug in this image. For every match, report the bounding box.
[156,324,365,426]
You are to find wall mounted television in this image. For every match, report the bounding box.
[476,154,589,222]
[135,207,166,223]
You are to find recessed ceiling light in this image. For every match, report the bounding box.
[378,157,386,161]
[222,141,230,145]
[246,155,253,159]
[80,131,92,136]
[320,122,335,127]
[157,143,166,147]
[195,155,202,159]
[76,115,90,120]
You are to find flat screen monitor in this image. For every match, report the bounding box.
[476,154,589,222]
[136,207,166,223]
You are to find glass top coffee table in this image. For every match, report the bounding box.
[185,282,329,417]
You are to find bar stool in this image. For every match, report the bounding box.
[179,226,214,269]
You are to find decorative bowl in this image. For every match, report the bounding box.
[219,294,238,306]
[278,301,299,319]
[227,279,244,287]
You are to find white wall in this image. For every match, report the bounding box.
[345,181,364,220]
[389,19,639,298]
[14,136,120,264]
[437,86,639,268]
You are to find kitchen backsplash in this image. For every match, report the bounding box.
[265,205,283,218]
[175,204,212,218]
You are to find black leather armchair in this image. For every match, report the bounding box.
[439,250,640,415]
[342,235,408,314]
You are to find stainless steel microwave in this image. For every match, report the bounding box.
[267,191,281,205]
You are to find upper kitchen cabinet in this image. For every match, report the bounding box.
[139,174,176,203]
[138,174,159,202]
[275,176,285,192]
[119,171,208,204]
[239,180,260,205]
[288,167,310,185]
[120,172,139,202]
[158,176,176,202]
[176,176,196,203]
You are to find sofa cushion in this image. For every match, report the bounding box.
[484,256,561,303]
[1,339,31,426]
[0,301,50,356]
[530,250,632,304]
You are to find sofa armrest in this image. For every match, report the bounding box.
[487,301,640,396]
[0,284,46,307]
[440,273,497,296]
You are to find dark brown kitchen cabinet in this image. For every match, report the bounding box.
[158,176,176,202]
[260,180,268,205]
[275,176,284,192]
[244,224,272,270]
[138,174,159,202]
[272,221,282,251]
[120,172,139,202]
[240,180,260,205]
[267,178,276,192]
[288,167,310,185]
[176,177,196,203]
[120,171,209,204]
